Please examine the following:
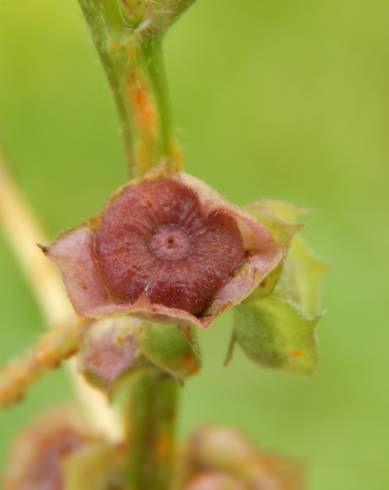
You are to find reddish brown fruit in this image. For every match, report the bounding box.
[94,179,244,316]
[45,168,282,328]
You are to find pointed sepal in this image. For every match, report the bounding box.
[280,236,329,318]
[78,317,143,395]
[234,295,318,374]
[246,199,305,252]
[233,200,327,374]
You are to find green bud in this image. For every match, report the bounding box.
[246,199,304,252]
[118,0,196,35]
[139,323,200,382]
[246,199,303,299]
[119,0,147,28]
[234,200,328,374]
[281,236,329,318]
[78,318,200,398]
[234,295,318,374]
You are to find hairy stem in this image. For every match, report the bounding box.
[79,0,135,173]
[77,2,195,485]
[0,318,86,406]
[124,368,179,489]
[78,0,181,176]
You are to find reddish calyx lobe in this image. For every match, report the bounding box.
[94,179,245,316]
[19,427,85,490]
[185,474,244,490]
[81,330,140,390]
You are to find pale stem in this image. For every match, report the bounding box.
[0,151,122,440]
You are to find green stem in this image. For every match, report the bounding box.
[78,0,181,177]
[79,0,135,173]
[138,0,196,36]
[143,38,176,161]
[77,3,197,489]
[124,368,179,490]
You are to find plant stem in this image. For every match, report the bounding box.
[0,317,86,407]
[142,0,197,34]
[78,0,181,177]
[124,368,179,490]
[0,151,121,439]
[77,3,195,487]
[143,37,180,170]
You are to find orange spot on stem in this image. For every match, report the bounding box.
[290,350,304,359]
[128,73,157,136]
[183,353,199,375]
[107,40,119,54]
[155,434,171,461]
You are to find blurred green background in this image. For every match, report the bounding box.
[1,1,388,489]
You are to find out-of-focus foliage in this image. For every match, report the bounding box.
[0,1,388,489]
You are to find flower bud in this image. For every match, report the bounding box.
[4,406,97,490]
[120,0,197,36]
[119,0,146,28]
[78,316,199,396]
[139,322,200,381]
[182,426,304,490]
[185,426,258,476]
[233,200,327,374]
[78,317,142,394]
